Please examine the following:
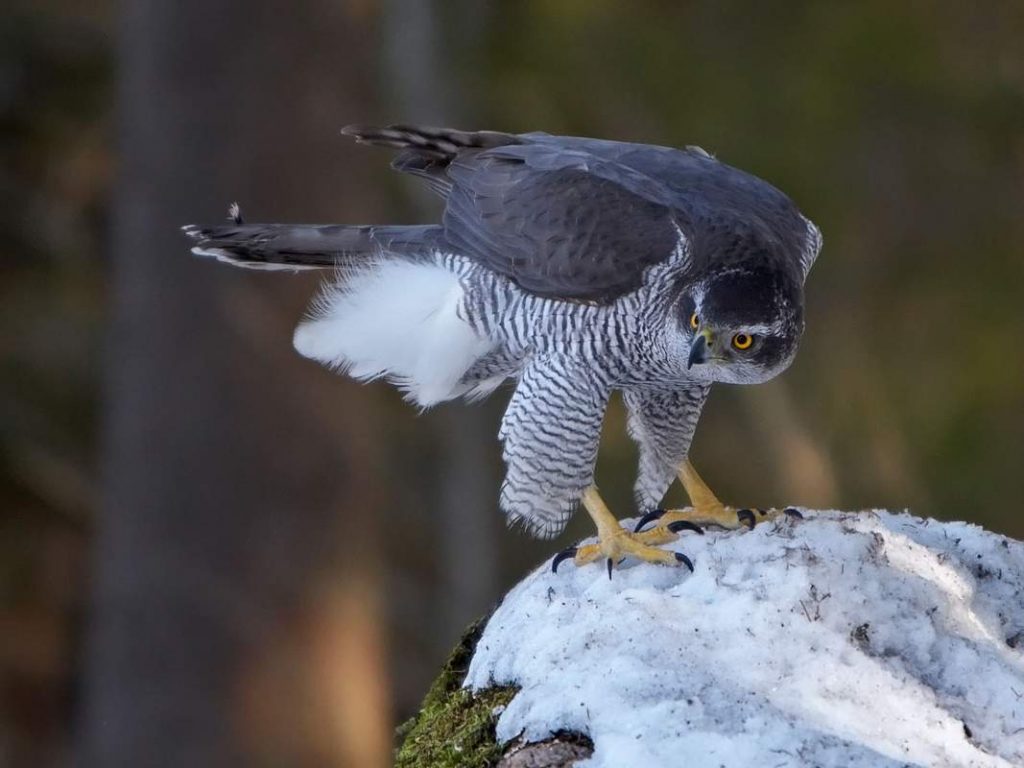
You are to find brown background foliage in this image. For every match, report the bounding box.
[2,1,1022,765]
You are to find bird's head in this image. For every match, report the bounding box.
[676,262,804,385]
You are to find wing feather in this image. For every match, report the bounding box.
[442,145,682,302]
[342,125,817,300]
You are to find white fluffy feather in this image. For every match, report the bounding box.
[293,259,494,406]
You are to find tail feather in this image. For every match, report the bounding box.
[182,219,445,271]
[342,124,522,199]
[184,125,519,268]
[341,123,520,159]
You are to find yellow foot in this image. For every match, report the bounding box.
[633,505,804,546]
[552,523,694,578]
[632,459,804,546]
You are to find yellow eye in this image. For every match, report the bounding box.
[732,333,754,350]
[689,312,699,329]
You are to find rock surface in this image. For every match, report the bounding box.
[465,511,1024,767]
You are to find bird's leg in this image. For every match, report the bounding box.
[634,459,802,545]
[552,486,695,577]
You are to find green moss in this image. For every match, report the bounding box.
[395,616,519,768]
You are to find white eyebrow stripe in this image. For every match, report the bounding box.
[742,322,785,335]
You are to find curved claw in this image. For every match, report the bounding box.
[674,552,695,572]
[607,558,614,580]
[633,508,667,533]
[736,508,756,530]
[552,546,578,573]
[667,520,705,536]
[784,507,804,519]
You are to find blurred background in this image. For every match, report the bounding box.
[2,1,1022,765]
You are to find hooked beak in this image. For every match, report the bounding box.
[687,330,713,369]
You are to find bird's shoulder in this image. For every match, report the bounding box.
[517,133,817,279]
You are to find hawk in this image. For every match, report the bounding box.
[184,125,820,576]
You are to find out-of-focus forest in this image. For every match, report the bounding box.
[2,1,1022,765]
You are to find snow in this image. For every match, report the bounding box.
[465,511,1024,767]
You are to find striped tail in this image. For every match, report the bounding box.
[342,124,522,198]
[341,123,519,158]
[182,206,445,271]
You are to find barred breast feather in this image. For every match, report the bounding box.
[499,357,612,538]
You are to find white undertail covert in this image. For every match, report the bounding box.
[292,259,494,407]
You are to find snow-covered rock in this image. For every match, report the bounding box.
[466,511,1024,767]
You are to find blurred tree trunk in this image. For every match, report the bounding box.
[80,2,391,766]
[381,0,502,688]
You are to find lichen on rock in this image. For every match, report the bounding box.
[394,616,517,768]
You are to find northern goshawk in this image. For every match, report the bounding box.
[184,125,820,576]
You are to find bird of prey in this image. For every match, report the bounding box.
[183,125,820,576]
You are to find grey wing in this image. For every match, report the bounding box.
[499,356,611,539]
[624,385,711,511]
[443,143,684,303]
[344,125,686,302]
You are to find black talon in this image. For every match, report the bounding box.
[667,520,705,536]
[784,507,804,519]
[607,558,614,580]
[674,552,695,572]
[633,508,667,533]
[552,546,577,573]
[736,509,756,530]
